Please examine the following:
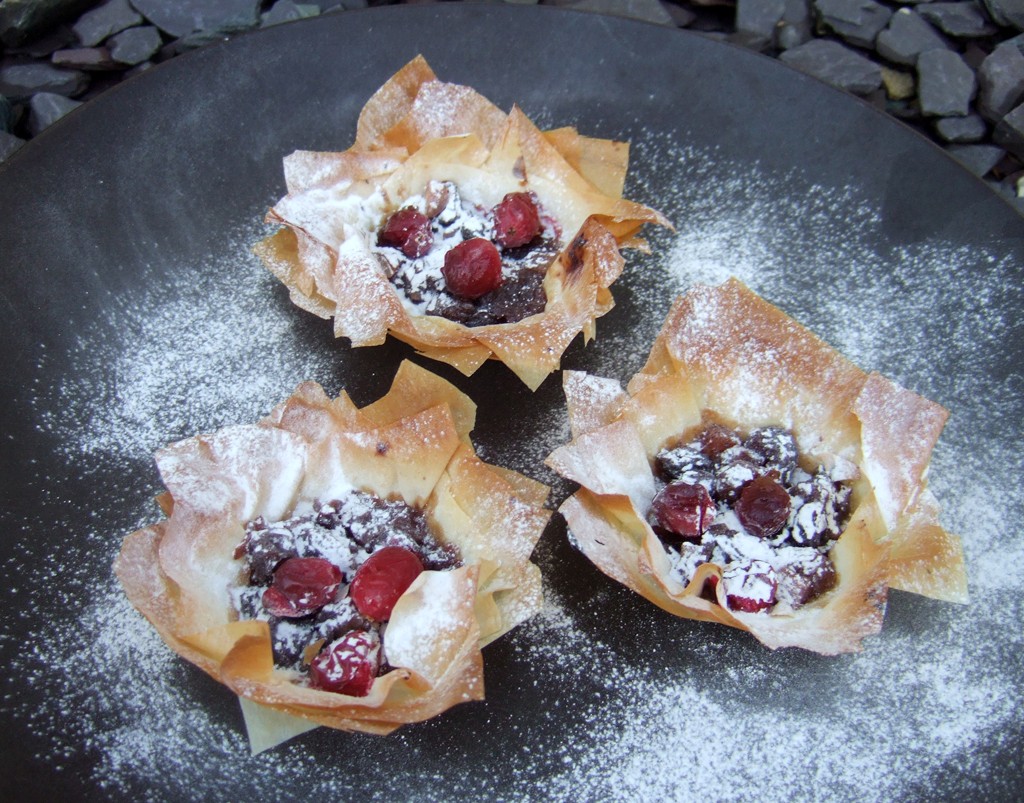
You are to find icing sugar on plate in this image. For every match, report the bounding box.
[10,135,1024,800]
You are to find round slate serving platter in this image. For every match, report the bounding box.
[1,5,1022,801]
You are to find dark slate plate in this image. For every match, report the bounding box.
[1,5,1022,801]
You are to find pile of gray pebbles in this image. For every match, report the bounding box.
[2,0,1024,212]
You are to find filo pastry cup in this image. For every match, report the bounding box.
[546,279,967,655]
[254,55,668,390]
[115,361,549,750]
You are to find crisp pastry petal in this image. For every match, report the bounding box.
[547,279,966,654]
[115,361,549,747]
[256,55,668,390]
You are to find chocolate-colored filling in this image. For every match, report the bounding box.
[380,181,557,326]
[651,424,849,612]
[233,491,460,680]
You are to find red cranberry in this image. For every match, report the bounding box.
[378,208,433,258]
[728,592,775,614]
[650,482,716,538]
[735,476,791,538]
[492,192,541,248]
[262,556,342,618]
[723,561,777,613]
[308,630,380,696]
[441,238,503,299]
[349,546,424,621]
[700,573,720,603]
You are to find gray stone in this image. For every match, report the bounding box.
[0,62,89,101]
[27,91,82,135]
[663,2,697,26]
[0,93,13,132]
[319,0,369,10]
[978,41,1024,121]
[736,0,785,49]
[6,25,76,57]
[0,129,26,161]
[995,100,1024,157]
[261,2,320,28]
[876,9,951,66]
[51,46,121,71]
[568,0,676,25]
[921,49,974,115]
[0,0,95,48]
[919,2,999,37]
[1001,31,1024,52]
[778,22,812,49]
[72,0,142,47]
[980,0,1024,32]
[988,180,1024,214]
[886,96,923,120]
[129,0,261,38]
[917,49,976,116]
[947,143,1005,175]
[108,24,162,64]
[814,0,892,48]
[962,40,991,70]
[172,29,232,52]
[125,59,154,78]
[779,38,883,95]
[934,112,988,140]
[784,0,814,24]
[778,0,814,48]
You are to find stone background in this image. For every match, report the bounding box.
[2,0,1024,212]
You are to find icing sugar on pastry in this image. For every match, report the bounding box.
[255,55,668,390]
[114,361,549,748]
[547,278,968,654]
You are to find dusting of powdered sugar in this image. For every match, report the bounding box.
[8,132,1023,800]
[523,132,1023,800]
[31,227,336,461]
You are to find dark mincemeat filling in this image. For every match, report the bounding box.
[651,423,852,612]
[426,240,556,327]
[233,490,460,675]
[380,181,558,327]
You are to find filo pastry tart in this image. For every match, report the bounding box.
[115,361,549,751]
[546,279,967,655]
[254,55,668,391]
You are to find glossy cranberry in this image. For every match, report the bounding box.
[349,546,424,621]
[735,475,791,538]
[442,238,503,299]
[492,192,541,248]
[378,208,433,258]
[308,630,380,696]
[728,592,775,613]
[700,573,720,603]
[650,482,716,538]
[262,556,342,618]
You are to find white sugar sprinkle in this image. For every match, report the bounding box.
[13,133,1023,799]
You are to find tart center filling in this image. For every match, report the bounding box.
[651,424,851,613]
[232,490,462,695]
[375,180,561,327]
